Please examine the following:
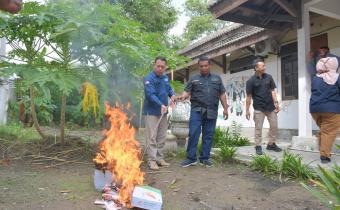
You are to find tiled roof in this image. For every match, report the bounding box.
[178,23,243,54]
[178,24,264,57]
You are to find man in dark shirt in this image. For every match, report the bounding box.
[178,56,229,167]
[246,59,282,155]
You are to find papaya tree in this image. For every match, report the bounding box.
[0,2,58,139]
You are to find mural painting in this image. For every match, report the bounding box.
[225,76,249,118]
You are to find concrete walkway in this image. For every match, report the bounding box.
[236,143,340,169]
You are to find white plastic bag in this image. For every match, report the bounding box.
[170,101,191,122]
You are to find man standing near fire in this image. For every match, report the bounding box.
[178,56,229,167]
[143,56,176,170]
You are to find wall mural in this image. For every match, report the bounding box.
[225,76,249,117]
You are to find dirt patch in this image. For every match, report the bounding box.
[0,156,326,210]
[144,160,325,210]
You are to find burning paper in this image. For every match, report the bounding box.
[93,103,144,207]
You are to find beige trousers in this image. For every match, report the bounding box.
[144,115,168,162]
[254,110,278,146]
[311,113,340,157]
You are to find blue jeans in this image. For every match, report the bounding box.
[186,111,217,161]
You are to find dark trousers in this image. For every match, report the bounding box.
[186,111,217,161]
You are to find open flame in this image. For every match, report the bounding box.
[94,102,144,207]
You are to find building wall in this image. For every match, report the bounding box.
[182,15,340,132]
[186,31,340,130]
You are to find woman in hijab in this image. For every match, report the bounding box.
[310,57,340,163]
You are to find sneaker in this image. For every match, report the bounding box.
[180,159,198,168]
[266,143,282,152]
[320,156,331,164]
[157,159,170,167]
[255,145,263,155]
[148,161,159,170]
[199,160,213,167]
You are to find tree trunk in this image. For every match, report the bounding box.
[30,86,46,140]
[60,94,67,145]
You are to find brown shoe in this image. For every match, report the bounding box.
[149,161,159,170]
[157,159,170,167]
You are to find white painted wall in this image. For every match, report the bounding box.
[0,38,7,125]
[0,82,10,125]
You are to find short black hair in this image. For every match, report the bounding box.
[198,56,210,64]
[320,46,330,51]
[154,56,167,64]
[253,58,264,70]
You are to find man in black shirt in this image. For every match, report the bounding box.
[178,56,229,167]
[246,59,282,155]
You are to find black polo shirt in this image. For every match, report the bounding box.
[185,73,226,119]
[246,73,276,112]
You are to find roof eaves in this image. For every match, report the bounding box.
[178,23,243,55]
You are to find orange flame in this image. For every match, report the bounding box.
[94,102,144,207]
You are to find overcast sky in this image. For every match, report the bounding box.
[169,0,190,36]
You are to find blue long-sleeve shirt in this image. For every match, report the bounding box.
[310,76,340,114]
[143,71,175,116]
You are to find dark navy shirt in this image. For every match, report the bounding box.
[185,73,226,119]
[310,76,340,114]
[143,71,175,116]
[246,73,276,112]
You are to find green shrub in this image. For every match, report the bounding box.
[213,125,250,148]
[302,164,340,209]
[218,143,237,162]
[176,148,187,159]
[197,139,202,154]
[230,120,242,136]
[170,80,184,95]
[280,151,316,180]
[213,127,226,147]
[0,123,41,143]
[250,154,280,176]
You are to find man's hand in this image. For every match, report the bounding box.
[170,95,176,102]
[169,95,176,108]
[223,109,228,120]
[246,109,251,120]
[177,94,186,101]
[274,103,280,113]
[161,105,168,114]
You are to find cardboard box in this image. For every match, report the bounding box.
[131,185,162,210]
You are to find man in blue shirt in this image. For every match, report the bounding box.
[144,56,175,170]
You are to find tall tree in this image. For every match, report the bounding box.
[117,0,177,34]
[182,0,229,44]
